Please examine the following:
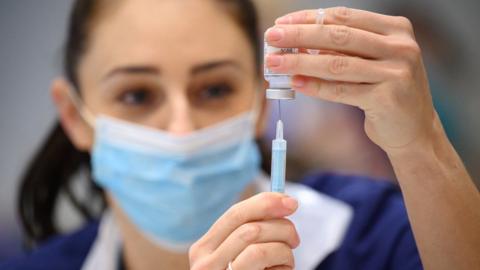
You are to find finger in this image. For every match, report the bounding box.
[232,242,294,269]
[266,267,293,270]
[291,75,373,109]
[209,219,300,269]
[266,53,389,83]
[194,193,298,253]
[275,7,412,36]
[265,24,389,59]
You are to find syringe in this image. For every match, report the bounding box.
[264,42,294,193]
[271,119,287,193]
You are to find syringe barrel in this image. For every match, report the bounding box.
[271,139,287,193]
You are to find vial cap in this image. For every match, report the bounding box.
[266,89,295,100]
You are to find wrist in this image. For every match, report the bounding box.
[386,114,456,181]
[386,112,447,160]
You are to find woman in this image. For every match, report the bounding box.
[2,0,480,269]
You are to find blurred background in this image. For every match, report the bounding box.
[1,0,479,261]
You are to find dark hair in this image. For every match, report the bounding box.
[18,0,261,248]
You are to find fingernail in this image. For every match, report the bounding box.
[282,197,298,211]
[266,55,283,68]
[265,27,285,42]
[292,77,306,88]
[276,15,292,24]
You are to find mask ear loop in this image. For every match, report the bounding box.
[66,83,97,128]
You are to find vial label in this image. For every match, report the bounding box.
[264,42,298,89]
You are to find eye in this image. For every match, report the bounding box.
[199,83,233,100]
[119,88,151,105]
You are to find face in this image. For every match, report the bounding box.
[53,0,261,150]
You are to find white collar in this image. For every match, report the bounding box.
[81,210,120,270]
[82,178,353,270]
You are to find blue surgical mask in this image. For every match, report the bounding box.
[91,112,261,252]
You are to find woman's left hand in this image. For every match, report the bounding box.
[267,9,480,270]
[265,7,437,155]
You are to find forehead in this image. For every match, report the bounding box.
[80,0,255,79]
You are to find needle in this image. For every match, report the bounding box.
[278,100,282,120]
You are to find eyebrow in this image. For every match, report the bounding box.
[191,60,243,75]
[103,66,160,81]
[102,60,243,81]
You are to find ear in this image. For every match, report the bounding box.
[50,78,94,151]
[255,79,270,138]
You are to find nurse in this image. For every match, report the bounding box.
[3,0,480,270]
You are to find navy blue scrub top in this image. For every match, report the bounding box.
[1,172,423,270]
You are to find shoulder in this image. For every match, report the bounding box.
[302,171,401,204]
[0,221,99,270]
[301,172,423,270]
[302,172,408,228]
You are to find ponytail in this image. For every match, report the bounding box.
[18,122,103,248]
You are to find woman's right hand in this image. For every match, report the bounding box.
[189,192,300,270]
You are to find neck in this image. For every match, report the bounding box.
[108,183,258,270]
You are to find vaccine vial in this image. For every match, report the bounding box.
[264,42,298,100]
